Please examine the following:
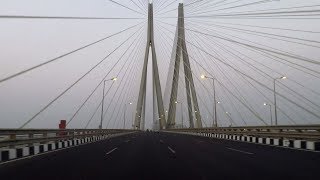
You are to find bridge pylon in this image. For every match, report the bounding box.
[166,3,202,129]
[134,3,166,130]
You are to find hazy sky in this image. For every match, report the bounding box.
[0,0,320,129]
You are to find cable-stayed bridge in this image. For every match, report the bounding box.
[0,0,320,179]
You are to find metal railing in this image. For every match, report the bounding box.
[166,125,320,141]
[0,129,138,148]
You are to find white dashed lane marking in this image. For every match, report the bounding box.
[168,146,176,154]
[226,147,254,155]
[106,148,118,155]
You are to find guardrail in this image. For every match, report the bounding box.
[0,129,138,148]
[165,125,320,151]
[166,125,320,141]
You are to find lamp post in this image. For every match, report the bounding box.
[123,102,133,129]
[215,101,221,127]
[99,77,117,129]
[273,76,286,126]
[226,112,233,127]
[201,75,218,127]
[175,101,184,128]
[263,103,273,126]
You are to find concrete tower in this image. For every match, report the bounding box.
[166,3,202,129]
[134,3,166,130]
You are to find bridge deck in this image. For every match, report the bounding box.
[0,132,319,179]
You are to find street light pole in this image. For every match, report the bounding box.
[123,102,132,129]
[212,78,218,127]
[201,75,218,127]
[181,103,184,128]
[132,111,136,129]
[273,76,286,126]
[264,103,273,126]
[100,77,117,129]
[226,112,232,127]
[175,101,183,128]
[124,104,127,129]
[100,80,107,129]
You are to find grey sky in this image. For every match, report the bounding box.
[0,0,319,129]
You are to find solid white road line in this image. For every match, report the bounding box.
[226,147,254,155]
[168,146,176,154]
[106,148,118,155]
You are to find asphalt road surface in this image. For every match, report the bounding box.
[0,131,319,180]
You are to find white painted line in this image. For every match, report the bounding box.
[168,146,176,154]
[226,147,254,155]
[106,148,118,155]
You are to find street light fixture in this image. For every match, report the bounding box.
[100,77,117,129]
[263,103,273,126]
[273,76,286,126]
[201,74,218,127]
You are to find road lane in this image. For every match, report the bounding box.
[160,132,320,179]
[0,133,136,179]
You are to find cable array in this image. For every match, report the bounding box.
[1,0,319,129]
[154,0,320,127]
